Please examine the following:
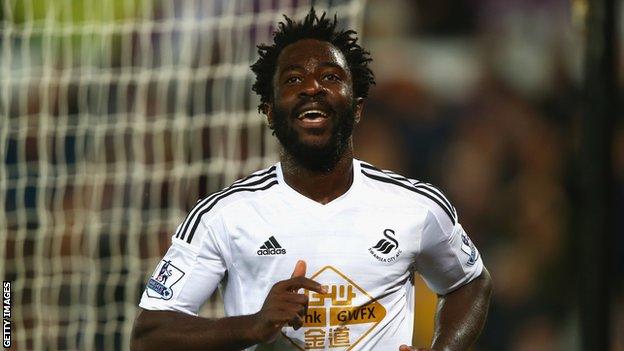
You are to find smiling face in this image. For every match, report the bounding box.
[267,39,363,172]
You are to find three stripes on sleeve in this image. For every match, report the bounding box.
[174,166,278,244]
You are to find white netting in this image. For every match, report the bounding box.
[0,1,366,349]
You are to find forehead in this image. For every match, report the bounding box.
[276,39,348,73]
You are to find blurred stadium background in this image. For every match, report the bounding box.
[1,0,622,350]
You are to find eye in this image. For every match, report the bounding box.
[323,73,341,81]
[285,76,302,84]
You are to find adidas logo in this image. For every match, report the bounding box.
[257,236,286,256]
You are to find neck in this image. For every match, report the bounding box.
[280,143,355,205]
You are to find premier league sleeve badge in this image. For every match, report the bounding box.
[460,232,478,266]
[146,260,186,300]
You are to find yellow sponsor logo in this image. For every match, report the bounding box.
[282,266,387,350]
[329,302,386,326]
[303,308,326,327]
[303,302,386,327]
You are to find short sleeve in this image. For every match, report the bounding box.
[139,220,227,315]
[415,210,484,295]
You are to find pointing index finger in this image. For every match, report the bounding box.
[284,276,326,294]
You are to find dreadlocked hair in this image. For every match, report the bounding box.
[250,7,375,112]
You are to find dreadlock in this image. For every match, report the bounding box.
[250,7,375,112]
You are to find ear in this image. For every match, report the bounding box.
[354,97,364,124]
[261,103,275,129]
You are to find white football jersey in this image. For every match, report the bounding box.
[139,159,484,350]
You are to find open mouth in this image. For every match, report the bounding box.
[297,109,328,122]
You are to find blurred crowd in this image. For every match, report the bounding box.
[354,0,623,350]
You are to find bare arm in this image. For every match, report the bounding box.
[430,267,492,351]
[131,260,323,351]
[131,309,259,351]
[399,269,492,351]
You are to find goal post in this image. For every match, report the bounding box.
[0,0,367,349]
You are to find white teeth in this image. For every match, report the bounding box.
[297,110,328,119]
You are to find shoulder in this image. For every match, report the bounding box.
[173,165,280,245]
[358,160,457,229]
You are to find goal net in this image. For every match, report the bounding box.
[0,0,366,349]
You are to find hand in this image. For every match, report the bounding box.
[251,260,325,343]
[399,345,435,351]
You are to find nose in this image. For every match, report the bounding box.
[299,77,324,97]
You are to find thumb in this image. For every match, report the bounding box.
[291,260,306,278]
[399,345,415,351]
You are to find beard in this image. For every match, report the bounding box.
[271,100,356,173]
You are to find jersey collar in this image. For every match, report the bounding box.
[275,159,362,211]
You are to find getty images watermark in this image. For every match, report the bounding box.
[3,281,11,348]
